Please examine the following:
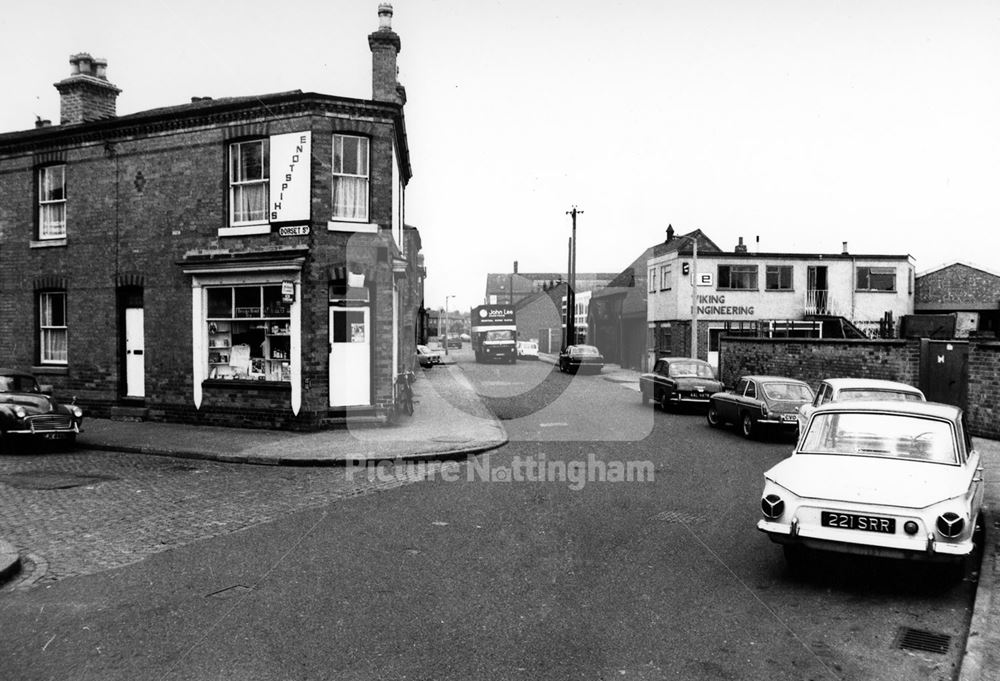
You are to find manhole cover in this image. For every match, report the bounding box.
[894,627,951,654]
[0,471,118,490]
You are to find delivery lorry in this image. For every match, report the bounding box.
[471,305,517,363]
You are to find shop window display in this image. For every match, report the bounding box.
[206,285,291,382]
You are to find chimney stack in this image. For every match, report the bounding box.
[513,260,519,274]
[368,4,406,105]
[54,53,121,125]
[735,236,748,254]
[842,241,849,255]
[665,224,675,243]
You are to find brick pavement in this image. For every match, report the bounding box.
[0,449,462,589]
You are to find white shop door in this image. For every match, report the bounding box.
[125,307,146,398]
[329,306,370,407]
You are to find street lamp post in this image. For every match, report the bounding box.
[444,295,454,355]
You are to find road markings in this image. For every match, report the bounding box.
[539,422,569,428]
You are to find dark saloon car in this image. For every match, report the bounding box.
[0,369,83,450]
[558,345,604,374]
[707,375,814,439]
[445,335,463,349]
[415,344,442,368]
[639,357,723,410]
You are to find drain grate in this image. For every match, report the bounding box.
[894,627,951,654]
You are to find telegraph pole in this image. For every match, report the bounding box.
[565,206,583,347]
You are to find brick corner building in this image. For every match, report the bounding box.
[0,4,426,429]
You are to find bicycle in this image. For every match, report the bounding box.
[394,370,416,418]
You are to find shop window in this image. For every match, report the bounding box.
[765,265,793,291]
[39,291,67,364]
[718,265,758,290]
[856,266,896,292]
[38,165,66,239]
[206,285,290,382]
[332,134,369,221]
[229,140,269,225]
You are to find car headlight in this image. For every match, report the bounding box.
[70,406,83,418]
[761,494,784,519]
[13,406,27,419]
[936,512,965,538]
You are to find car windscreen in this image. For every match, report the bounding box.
[800,412,958,463]
[837,389,923,402]
[571,346,600,356]
[667,362,714,378]
[486,330,514,341]
[0,375,39,393]
[762,383,813,401]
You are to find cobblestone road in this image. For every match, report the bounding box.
[0,448,448,589]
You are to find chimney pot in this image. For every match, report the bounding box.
[378,2,393,29]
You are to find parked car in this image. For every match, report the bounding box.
[460,333,471,342]
[517,340,539,359]
[0,369,83,450]
[558,345,604,374]
[797,378,925,433]
[445,336,462,349]
[415,344,442,368]
[707,375,814,439]
[639,357,723,410]
[758,400,984,573]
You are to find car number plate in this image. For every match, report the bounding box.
[821,511,895,533]
[781,414,797,422]
[42,433,70,440]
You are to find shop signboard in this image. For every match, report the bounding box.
[269,132,312,224]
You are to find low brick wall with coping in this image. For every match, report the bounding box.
[719,337,1000,439]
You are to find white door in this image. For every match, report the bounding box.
[329,306,370,407]
[707,328,722,371]
[125,307,145,397]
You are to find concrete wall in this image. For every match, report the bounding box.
[719,337,1000,439]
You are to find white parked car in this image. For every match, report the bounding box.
[758,401,984,574]
[516,340,539,359]
[797,378,925,433]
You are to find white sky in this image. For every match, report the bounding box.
[3,0,998,313]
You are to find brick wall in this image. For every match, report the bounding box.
[719,337,1000,438]
[916,263,1000,308]
[0,99,420,429]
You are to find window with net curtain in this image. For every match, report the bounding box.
[38,165,66,239]
[39,291,67,364]
[332,134,369,221]
[229,140,269,225]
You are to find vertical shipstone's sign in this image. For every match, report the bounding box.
[270,132,312,224]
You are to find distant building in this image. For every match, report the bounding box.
[484,263,615,306]
[913,262,1000,337]
[647,230,915,367]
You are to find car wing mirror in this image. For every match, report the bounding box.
[39,384,53,395]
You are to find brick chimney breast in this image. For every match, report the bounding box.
[54,52,121,125]
[368,3,404,105]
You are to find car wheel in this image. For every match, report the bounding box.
[741,412,756,439]
[658,391,672,412]
[706,404,721,427]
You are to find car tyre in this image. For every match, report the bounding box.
[658,391,672,412]
[706,404,721,427]
[741,412,756,439]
